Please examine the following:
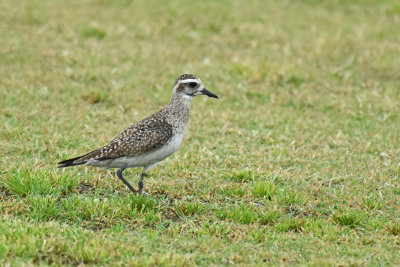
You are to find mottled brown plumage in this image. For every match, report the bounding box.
[58,74,218,195]
[74,114,173,163]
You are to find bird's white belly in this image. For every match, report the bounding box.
[86,133,184,169]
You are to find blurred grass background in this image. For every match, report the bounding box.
[1,0,400,265]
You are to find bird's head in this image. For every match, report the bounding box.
[173,74,219,100]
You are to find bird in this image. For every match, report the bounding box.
[58,74,219,195]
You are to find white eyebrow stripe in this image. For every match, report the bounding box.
[178,78,201,84]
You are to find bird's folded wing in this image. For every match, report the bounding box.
[75,117,173,163]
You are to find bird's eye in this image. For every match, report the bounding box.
[188,82,197,88]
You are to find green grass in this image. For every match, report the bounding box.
[1,0,400,265]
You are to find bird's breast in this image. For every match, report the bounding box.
[158,133,184,158]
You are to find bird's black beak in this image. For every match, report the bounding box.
[200,88,219,99]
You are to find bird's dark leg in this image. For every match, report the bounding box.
[116,167,138,194]
[138,171,146,195]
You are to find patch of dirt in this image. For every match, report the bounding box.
[161,207,180,221]
[76,183,96,194]
[283,204,320,218]
[33,249,82,267]
[0,185,11,199]
[82,220,109,231]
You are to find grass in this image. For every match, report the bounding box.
[1,0,400,265]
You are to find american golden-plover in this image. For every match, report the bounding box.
[59,74,218,195]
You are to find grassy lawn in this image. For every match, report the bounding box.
[1,0,400,265]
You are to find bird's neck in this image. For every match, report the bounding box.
[164,93,191,133]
